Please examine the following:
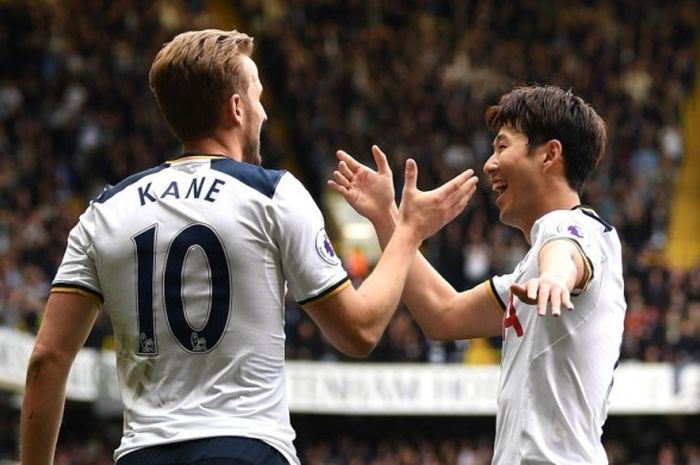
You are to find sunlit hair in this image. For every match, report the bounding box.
[148,29,254,142]
[485,85,607,194]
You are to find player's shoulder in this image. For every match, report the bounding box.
[210,158,288,199]
[94,159,291,205]
[571,205,614,232]
[532,206,614,244]
[538,206,613,232]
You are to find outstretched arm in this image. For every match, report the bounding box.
[306,154,479,356]
[510,239,588,316]
[21,292,100,465]
[328,146,503,341]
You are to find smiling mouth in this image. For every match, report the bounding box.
[491,182,508,207]
[492,182,508,195]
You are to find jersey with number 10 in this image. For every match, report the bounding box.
[52,155,350,464]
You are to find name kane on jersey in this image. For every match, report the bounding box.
[136,176,226,206]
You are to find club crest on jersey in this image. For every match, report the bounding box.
[315,228,340,265]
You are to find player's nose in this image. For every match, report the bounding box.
[483,152,497,175]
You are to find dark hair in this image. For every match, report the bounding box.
[485,85,607,194]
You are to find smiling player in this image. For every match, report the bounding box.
[329,85,626,464]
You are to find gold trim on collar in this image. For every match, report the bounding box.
[166,155,227,164]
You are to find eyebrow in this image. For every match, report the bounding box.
[491,134,509,149]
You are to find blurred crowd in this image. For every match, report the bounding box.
[2,395,699,465]
[0,0,219,347]
[237,0,700,364]
[1,0,700,370]
[3,3,700,464]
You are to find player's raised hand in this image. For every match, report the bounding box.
[327,145,395,223]
[397,158,478,242]
[510,276,575,317]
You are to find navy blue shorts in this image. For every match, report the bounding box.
[116,436,289,465]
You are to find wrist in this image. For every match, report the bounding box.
[392,220,422,250]
[370,203,399,230]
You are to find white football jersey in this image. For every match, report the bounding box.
[488,207,625,465]
[52,155,350,464]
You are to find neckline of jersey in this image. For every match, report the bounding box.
[166,152,229,164]
[571,204,595,214]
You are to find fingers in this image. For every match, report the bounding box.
[538,281,556,316]
[332,168,351,190]
[371,145,391,175]
[448,175,479,207]
[336,150,363,173]
[563,293,574,311]
[440,175,479,219]
[511,279,574,316]
[396,163,479,237]
[441,179,479,223]
[328,165,353,201]
[327,179,349,198]
[403,158,418,193]
[510,283,531,304]
[434,171,479,217]
[338,146,391,175]
[543,287,574,317]
[338,160,354,181]
[434,169,476,198]
[525,279,538,301]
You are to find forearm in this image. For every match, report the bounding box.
[371,205,460,335]
[21,353,71,465]
[354,223,421,333]
[539,240,582,291]
[20,293,99,465]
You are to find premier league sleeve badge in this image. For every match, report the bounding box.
[315,228,341,266]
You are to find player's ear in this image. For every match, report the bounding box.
[226,93,244,127]
[542,139,563,170]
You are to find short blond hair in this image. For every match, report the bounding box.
[148,29,254,142]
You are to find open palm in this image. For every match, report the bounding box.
[328,145,396,223]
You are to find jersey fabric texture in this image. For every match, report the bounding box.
[52,155,350,465]
[488,207,625,465]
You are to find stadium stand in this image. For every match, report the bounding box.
[235,0,700,365]
[0,0,699,463]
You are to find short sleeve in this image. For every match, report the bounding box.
[52,208,104,302]
[272,173,349,305]
[489,270,518,313]
[534,211,603,294]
